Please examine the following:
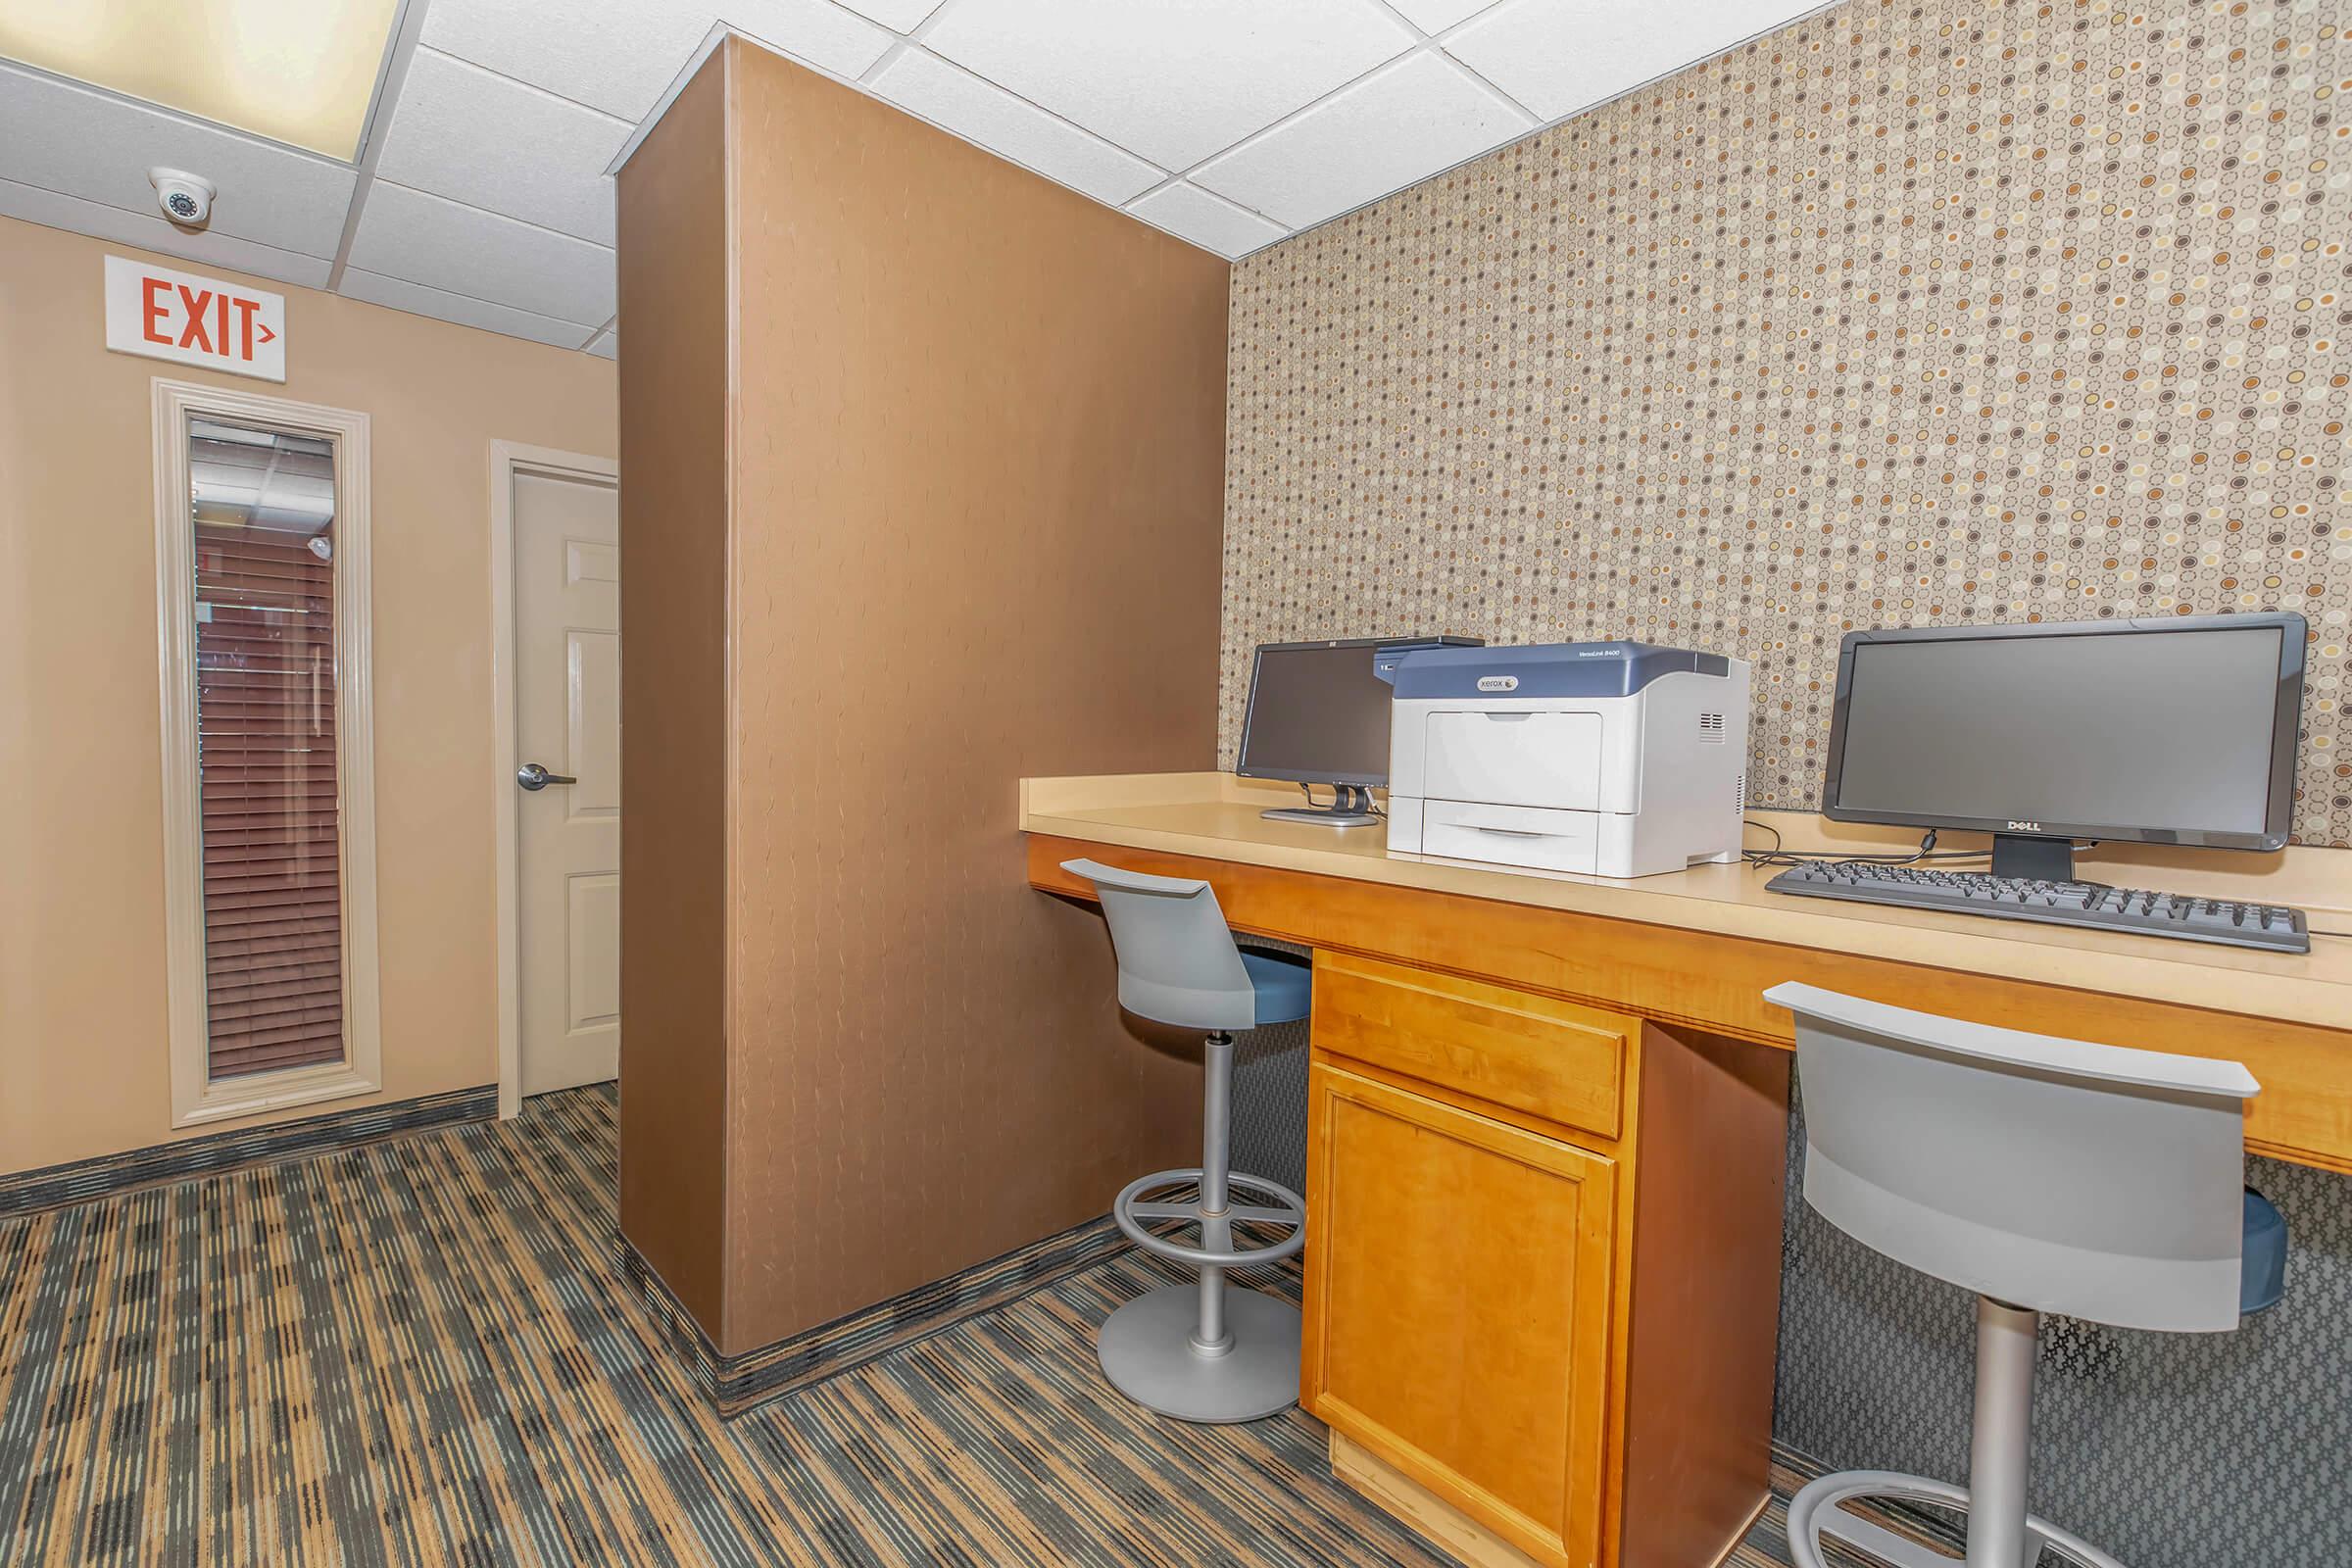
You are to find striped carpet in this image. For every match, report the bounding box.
[1,1086,1836,1567]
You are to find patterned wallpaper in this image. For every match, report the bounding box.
[1220,0,2352,845]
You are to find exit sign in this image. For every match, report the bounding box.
[103,256,285,382]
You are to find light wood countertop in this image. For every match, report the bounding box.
[1022,773,2352,1034]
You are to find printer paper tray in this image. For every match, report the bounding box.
[1420,710,1603,810]
[1418,799,1599,874]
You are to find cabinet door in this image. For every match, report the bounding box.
[1303,1063,1617,1568]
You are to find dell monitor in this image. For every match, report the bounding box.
[1821,612,2306,881]
[1238,636,1481,825]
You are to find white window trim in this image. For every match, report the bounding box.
[153,377,382,1128]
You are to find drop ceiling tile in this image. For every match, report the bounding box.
[347,180,615,324]
[715,0,899,83]
[1125,183,1285,260]
[0,176,332,288]
[1445,0,1820,122]
[1386,0,1503,30]
[585,325,618,360]
[924,0,1414,172]
[373,49,630,246]
[870,49,1163,207]
[338,268,600,350]
[1195,51,1529,230]
[0,63,356,258]
[833,0,945,28]
[422,0,890,122]
[418,0,699,118]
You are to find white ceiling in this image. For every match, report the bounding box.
[0,0,1835,359]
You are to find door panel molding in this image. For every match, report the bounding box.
[564,871,623,1031]
[490,440,619,1118]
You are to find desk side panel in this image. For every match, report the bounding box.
[1615,1024,1788,1568]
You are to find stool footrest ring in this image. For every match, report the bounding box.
[1786,1470,2126,1568]
[1112,1168,1306,1270]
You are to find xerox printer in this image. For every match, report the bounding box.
[1382,641,1750,879]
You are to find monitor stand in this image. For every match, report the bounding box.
[1262,784,1380,827]
[1990,832,2077,882]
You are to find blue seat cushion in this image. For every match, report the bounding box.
[1240,950,1312,1027]
[2242,1188,2286,1315]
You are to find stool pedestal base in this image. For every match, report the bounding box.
[1788,1298,2125,1568]
[1098,1285,1301,1424]
[1786,1471,2126,1568]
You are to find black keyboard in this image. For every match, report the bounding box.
[1764,861,2310,954]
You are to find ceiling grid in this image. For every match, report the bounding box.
[0,0,1841,356]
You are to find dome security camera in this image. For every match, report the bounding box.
[149,168,216,228]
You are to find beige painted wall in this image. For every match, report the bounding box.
[0,217,617,1176]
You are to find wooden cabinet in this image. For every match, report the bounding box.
[1303,1063,1617,1568]
[1301,954,1788,1568]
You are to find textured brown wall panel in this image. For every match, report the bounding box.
[1221,0,2351,846]
[715,41,1230,1351]
[615,52,733,1337]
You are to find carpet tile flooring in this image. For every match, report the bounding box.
[0,1086,1837,1566]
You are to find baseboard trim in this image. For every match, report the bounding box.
[1330,1430,1550,1568]
[1332,1428,1788,1568]
[0,1084,498,1217]
[622,1213,1131,1418]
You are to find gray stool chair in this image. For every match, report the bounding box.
[1766,982,2283,1568]
[1062,858,1310,1423]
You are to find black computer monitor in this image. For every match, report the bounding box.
[1238,636,1479,824]
[1821,612,2306,880]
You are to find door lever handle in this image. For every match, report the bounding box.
[516,762,576,791]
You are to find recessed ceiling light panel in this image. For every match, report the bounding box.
[0,0,403,161]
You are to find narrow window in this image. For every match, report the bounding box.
[190,421,345,1078]
[157,382,379,1125]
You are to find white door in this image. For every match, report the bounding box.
[514,467,621,1096]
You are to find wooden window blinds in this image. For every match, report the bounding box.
[187,424,345,1080]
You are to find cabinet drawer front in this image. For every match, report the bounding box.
[1313,953,1628,1139]
[1303,1064,1618,1568]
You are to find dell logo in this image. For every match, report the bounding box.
[1477,674,1519,692]
[2008,820,2043,833]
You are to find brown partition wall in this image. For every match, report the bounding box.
[616,38,1230,1356]
[615,51,732,1334]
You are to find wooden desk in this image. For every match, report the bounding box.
[1023,772,2352,1568]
